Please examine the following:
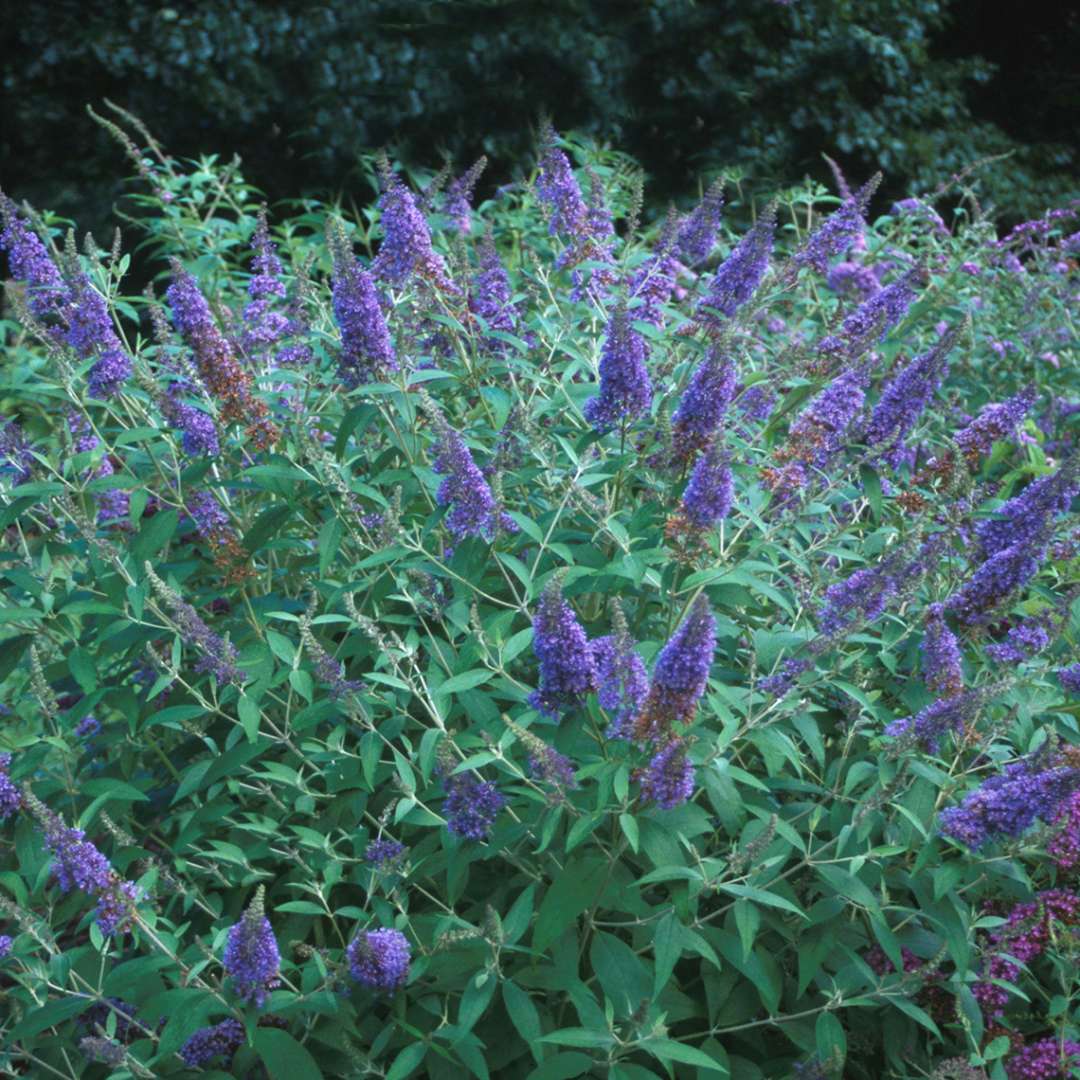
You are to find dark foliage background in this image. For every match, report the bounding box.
[3,0,1078,238]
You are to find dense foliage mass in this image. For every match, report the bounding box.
[0,116,1079,1080]
[6,0,1077,237]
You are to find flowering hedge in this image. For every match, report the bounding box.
[1,115,1079,1080]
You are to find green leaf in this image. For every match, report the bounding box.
[253,1028,324,1080]
[639,1037,727,1072]
[503,982,543,1063]
[457,974,497,1036]
[10,996,91,1039]
[815,1012,846,1068]
[243,503,293,553]
[533,856,608,953]
[132,508,178,563]
[525,1052,595,1080]
[239,696,261,743]
[434,669,492,697]
[590,931,651,1017]
[538,1028,614,1049]
[715,883,808,919]
[386,1043,428,1080]
[319,517,344,577]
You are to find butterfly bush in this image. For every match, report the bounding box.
[2,115,1080,1080]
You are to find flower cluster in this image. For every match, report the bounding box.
[639,737,695,809]
[592,608,649,740]
[670,350,737,460]
[166,263,277,447]
[223,887,281,1007]
[442,770,505,841]
[696,204,776,327]
[22,789,139,935]
[583,306,653,433]
[939,753,1080,849]
[974,891,1080,1017]
[372,166,455,292]
[347,927,411,992]
[632,595,716,742]
[954,387,1037,467]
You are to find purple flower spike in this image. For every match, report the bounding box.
[372,169,455,292]
[676,179,724,265]
[955,387,1037,466]
[793,174,879,274]
[164,388,220,457]
[442,157,487,235]
[179,1020,245,1069]
[583,307,653,433]
[633,595,716,741]
[529,580,597,719]
[331,255,398,387]
[593,629,649,740]
[443,771,505,841]
[671,350,737,459]
[470,230,518,347]
[865,327,958,461]
[975,463,1078,559]
[817,268,922,359]
[1059,664,1080,695]
[1005,1037,1080,1080]
[696,204,776,326]
[947,542,1042,625]
[535,128,590,240]
[0,753,21,819]
[939,754,1080,850]
[429,408,505,542]
[681,438,733,528]
[921,606,963,697]
[640,738,695,809]
[0,199,67,317]
[985,619,1051,664]
[365,838,406,869]
[223,887,281,1008]
[347,927,411,992]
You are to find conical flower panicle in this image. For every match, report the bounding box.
[535,125,590,240]
[582,305,653,432]
[865,325,959,461]
[166,261,277,447]
[223,885,281,1008]
[632,595,716,741]
[529,579,598,719]
[680,437,734,529]
[371,164,456,292]
[424,403,508,543]
[470,228,519,348]
[329,229,398,386]
[695,203,776,327]
[791,172,881,275]
[676,178,724,266]
[670,350,737,461]
[241,208,290,355]
[921,605,964,698]
[974,457,1077,558]
[592,601,649,740]
[442,156,487,235]
[640,736,695,809]
[816,267,923,359]
[0,196,67,317]
[442,772,505,840]
[347,927,411,992]
[939,750,1080,849]
[954,387,1037,467]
